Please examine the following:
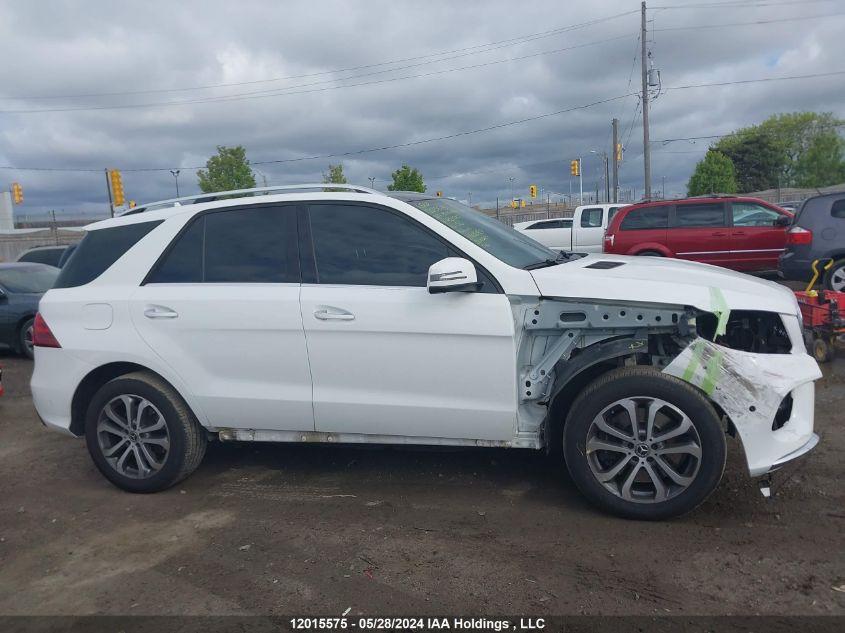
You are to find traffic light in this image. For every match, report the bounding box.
[529,184,537,199]
[570,159,580,177]
[109,169,125,206]
[436,191,443,197]
[616,143,623,162]
[11,182,23,204]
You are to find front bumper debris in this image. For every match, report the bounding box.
[664,337,822,477]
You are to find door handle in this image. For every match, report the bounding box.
[144,305,179,319]
[712,232,728,237]
[314,307,355,321]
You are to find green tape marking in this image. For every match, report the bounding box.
[709,287,730,337]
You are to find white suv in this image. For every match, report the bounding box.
[31,184,821,520]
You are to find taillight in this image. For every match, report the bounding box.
[786,226,813,245]
[32,313,61,349]
[604,233,615,248]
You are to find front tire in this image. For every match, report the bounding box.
[85,371,207,493]
[563,367,726,520]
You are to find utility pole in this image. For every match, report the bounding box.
[641,1,652,199]
[368,177,376,188]
[508,177,514,203]
[104,168,114,218]
[603,154,610,203]
[611,118,619,203]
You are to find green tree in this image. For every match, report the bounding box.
[322,164,348,184]
[387,165,426,193]
[712,112,845,191]
[197,146,256,193]
[715,131,785,192]
[687,150,738,196]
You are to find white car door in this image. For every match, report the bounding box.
[299,202,518,442]
[130,204,314,432]
[574,207,606,252]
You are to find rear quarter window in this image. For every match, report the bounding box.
[54,220,162,288]
[620,206,669,230]
[831,198,845,219]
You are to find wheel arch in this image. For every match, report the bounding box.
[70,362,192,436]
[629,243,672,257]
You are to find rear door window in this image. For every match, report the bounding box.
[147,206,298,284]
[54,221,162,288]
[620,206,669,230]
[580,208,603,228]
[528,220,568,230]
[673,203,726,227]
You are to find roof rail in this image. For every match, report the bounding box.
[119,183,381,216]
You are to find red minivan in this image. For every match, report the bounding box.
[603,196,792,272]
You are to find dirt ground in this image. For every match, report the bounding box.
[0,348,843,617]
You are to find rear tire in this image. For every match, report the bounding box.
[563,367,726,520]
[813,337,833,363]
[636,250,664,257]
[84,371,206,493]
[18,318,34,360]
[823,259,845,292]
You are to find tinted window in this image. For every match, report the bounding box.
[608,207,624,222]
[528,220,569,230]
[408,197,556,269]
[831,199,845,219]
[54,221,162,288]
[581,208,603,228]
[0,265,59,293]
[732,202,783,227]
[674,203,725,228]
[309,204,451,287]
[148,206,296,284]
[18,248,64,267]
[620,206,669,230]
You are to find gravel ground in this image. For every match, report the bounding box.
[0,348,843,617]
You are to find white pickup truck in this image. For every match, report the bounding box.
[514,203,628,252]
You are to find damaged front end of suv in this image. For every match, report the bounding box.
[514,288,821,487]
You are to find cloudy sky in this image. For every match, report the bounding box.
[1,0,844,219]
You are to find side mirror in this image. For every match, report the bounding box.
[427,257,482,294]
[775,215,791,227]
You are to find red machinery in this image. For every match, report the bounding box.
[795,259,845,363]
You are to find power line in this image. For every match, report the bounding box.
[0,34,635,114]
[2,10,639,102]
[2,70,842,173]
[654,0,835,8]
[654,11,845,30]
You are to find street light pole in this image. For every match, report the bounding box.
[170,169,181,198]
[368,177,376,188]
[508,177,514,203]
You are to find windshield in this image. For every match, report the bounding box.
[0,266,59,293]
[408,197,559,269]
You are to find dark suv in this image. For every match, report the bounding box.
[779,192,845,290]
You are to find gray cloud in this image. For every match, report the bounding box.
[1,0,843,218]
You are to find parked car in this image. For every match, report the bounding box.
[514,204,627,252]
[779,191,845,290]
[0,263,59,359]
[16,245,74,268]
[31,184,820,520]
[603,196,792,272]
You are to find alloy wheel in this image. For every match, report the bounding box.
[96,395,170,479]
[585,397,702,503]
[23,325,34,357]
[830,264,845,292]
